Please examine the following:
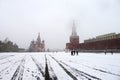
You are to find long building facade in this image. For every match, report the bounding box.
[66,22,120,51]
[29,33,45,52]
[80,33,120,50]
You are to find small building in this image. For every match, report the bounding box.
[29,33,45,52]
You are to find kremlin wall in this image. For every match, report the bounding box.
[66,22,120,52]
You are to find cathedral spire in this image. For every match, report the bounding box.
[71,20,77,36]
[37,32,41,43]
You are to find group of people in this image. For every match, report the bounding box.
[104,51,113,55]
[71,50,79,56]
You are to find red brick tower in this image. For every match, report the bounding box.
[66,21,79,50]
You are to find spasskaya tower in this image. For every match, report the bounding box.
[66,21,79,50]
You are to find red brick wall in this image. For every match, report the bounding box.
[66,38,120,50]
[78,38,120,50]
[70,37,79,44]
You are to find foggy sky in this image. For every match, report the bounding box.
[0,0,120,50]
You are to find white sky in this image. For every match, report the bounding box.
[0,0,120,50]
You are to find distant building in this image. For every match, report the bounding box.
[84,33,120,43]
[81,33,120,50]
[66,21,79,51]
[29,33,45,52]
[66,22,120,51]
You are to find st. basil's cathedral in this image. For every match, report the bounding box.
[29,33,45,52]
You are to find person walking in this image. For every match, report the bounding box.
[71,51,73,56]
[76,51,78,55]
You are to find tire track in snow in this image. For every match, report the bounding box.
[50,55,101,80]
[60,61,102,80]
[68,60,120,77]
[83,65,120,77]
[0,60,21,74]
[45,55,58,80]
[31,56,45,77]
[0,55,14,60]
[11,57,26,80]
[50,55,78,80]
[0,66,9,73]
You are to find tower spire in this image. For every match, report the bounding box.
[37,32,41,43]
[71,20,77,36]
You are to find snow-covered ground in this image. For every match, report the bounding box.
[0,52,120,80]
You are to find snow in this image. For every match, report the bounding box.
[0,52,120,80]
